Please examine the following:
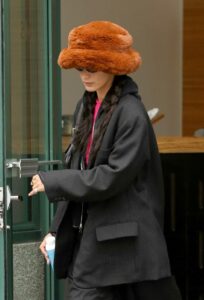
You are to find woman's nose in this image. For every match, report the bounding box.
[80,70,91,79]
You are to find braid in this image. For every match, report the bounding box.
[89,76,125,162]
[73,75,126,163]
[73,91,96,152]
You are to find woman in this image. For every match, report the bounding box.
[29,21,182,300]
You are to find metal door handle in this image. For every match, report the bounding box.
[6,158,62,178]
[10,194,23,202]
[0,186,23,230]
[6,186,23,210]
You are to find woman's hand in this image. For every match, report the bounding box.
[39,233,53,264]
[28,174,45,197]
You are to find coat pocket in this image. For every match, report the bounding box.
[96,222,138,242]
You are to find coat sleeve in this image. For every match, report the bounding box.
[39,100,151,203]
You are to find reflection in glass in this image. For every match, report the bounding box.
[8,1,46,227]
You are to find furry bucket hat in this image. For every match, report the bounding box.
[58,21,141,75]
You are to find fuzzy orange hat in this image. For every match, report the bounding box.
[58,21,142,75]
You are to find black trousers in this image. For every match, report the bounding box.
[65,276,182,300]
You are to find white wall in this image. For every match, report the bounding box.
[60,0,183,135]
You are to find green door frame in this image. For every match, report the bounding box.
[0,0,13,298]
[44,1,62,299]
[0,0,6,296]
[0,0,62,299]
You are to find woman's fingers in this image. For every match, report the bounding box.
[28,184,44,196]
[28,189,38,197]
[28,175,45,196]
[39,234,52,264]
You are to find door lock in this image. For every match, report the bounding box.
[6,158,62,178]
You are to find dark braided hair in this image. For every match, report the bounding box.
[73,75,127,163]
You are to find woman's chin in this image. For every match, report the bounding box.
[85,87,96,92]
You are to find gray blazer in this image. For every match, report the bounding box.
[40,76,171,288]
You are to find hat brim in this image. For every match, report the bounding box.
[58,48,141,75]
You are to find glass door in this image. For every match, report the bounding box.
[0,0,61,299]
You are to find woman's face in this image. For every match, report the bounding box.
[77,69,115,101]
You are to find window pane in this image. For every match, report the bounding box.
[8,0,47,229]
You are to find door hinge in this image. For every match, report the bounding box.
[0,187,4,230]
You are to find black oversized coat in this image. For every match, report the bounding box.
[39,76,171,288]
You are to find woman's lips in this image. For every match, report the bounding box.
[83,82,93,86]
